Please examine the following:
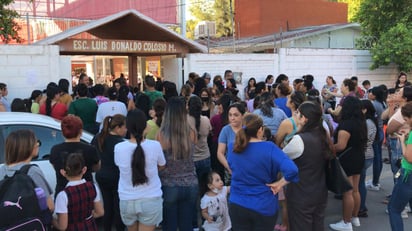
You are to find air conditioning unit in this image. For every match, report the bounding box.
[195,21,216,39]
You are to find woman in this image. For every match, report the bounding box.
[30,90,43,113]
[199,88,215,118]
[49,115,101,195]
[275,82,293,117]
[227,113,299,230]
[188,96,212,182]
[210,94,231,180]
[253,92,288,136]
[395,72,411,90]
[244,77,256,101]
[282,102,330,231]
[388,101,412,230]
[265,74,275,92]
[114,109,166,231]
[327,78,357,118]
[92,114,127,231]
[40,86,68,120]
[0,130,54,222]
[274,91,306,149]
[146,98,166,140]
[329,96,367,231]
[217,102,246,179]
[157,97,198,231]
[322,76,338,110]
[367,86,387,191]
[225,78,239,97]
[358,100,378,218]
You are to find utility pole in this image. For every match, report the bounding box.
[180,0,186,37]
[230,0,235,53]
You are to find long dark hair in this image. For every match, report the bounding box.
[297,102,331,159]
[188,96,202,139]
[127,109,148,186]
[217,94,232,126]
[97,114,126,152]
[361,99,379,141]
[45,86,59,116]
[258,92,275,117]
[152,98,166,127]
[339,96,367,153]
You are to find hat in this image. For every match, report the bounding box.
[202,72,211,79]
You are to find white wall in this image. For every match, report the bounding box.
[0,45,71,101]
[185,48,398,100]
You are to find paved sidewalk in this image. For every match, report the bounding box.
[324,148,412,230]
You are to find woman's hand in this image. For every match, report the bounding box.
[266,177,289,195]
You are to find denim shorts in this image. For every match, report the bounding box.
[119,197,163,226]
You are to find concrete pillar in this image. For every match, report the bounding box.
[128,55,138,86]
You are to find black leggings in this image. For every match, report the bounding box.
[229,203,277,231]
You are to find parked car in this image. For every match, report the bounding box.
[0,112,94,193]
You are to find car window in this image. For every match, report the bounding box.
[0,125,65,163]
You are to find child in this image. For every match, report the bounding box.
[52,153,104,231]
[200,171,231,231]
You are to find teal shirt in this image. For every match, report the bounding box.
[144,90,163,108]
[68,98,98,129]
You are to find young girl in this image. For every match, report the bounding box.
[52,153,104,231]
[200,171,231,231]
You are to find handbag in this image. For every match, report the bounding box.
[325,147,353,194]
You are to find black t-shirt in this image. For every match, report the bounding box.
[49,142,100,194]
[91,134,124,185]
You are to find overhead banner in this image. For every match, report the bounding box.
[59,39,185,54]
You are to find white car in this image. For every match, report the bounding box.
[0,112,94,192]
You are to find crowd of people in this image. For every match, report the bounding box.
[1,70,412,231]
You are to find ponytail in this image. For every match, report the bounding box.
[131,133,148,186]
[233,114,262,153]
[127,109,149,186]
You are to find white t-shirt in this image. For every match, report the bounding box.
[200,186,231,231]
[96,101,127,123]
[54,179,101,214]
[114,139,166,200]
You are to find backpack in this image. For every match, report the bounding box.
[0,164,46,231]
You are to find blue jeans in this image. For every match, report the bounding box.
[388,169,412,231]
[162,185,198,231]
[359,158,373,211]
[389,138,403,183]
[372,127,384,185]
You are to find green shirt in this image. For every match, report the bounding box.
[401,131,412,181]
[146,119,160,140]
[144,90,163,109]
[68,98,98,130]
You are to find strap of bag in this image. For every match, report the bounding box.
[337,147,353,159]
[18,164,38,175]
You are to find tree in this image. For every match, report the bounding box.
[187,0,233,39]
[0,0,22,43]
[355,0,412,71]
[336,0,362,22]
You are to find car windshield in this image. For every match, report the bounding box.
[0,125,65,163]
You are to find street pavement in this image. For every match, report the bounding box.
[324,147,412,231]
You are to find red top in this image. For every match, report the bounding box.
[39,102,67,120]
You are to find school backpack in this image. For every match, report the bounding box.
[0,164,46,231]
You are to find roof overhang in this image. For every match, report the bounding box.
[35,9,207,56]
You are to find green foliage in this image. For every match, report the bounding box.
[0,0,22,43]
[335,0,362,22]
[355,0,412,71]
[187,0,233,39]
[369,23,412,72]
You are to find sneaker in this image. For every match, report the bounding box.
[329,220,353,231]
[366,183,381,191]
[351,217,360,227]
[402,209,409,219]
